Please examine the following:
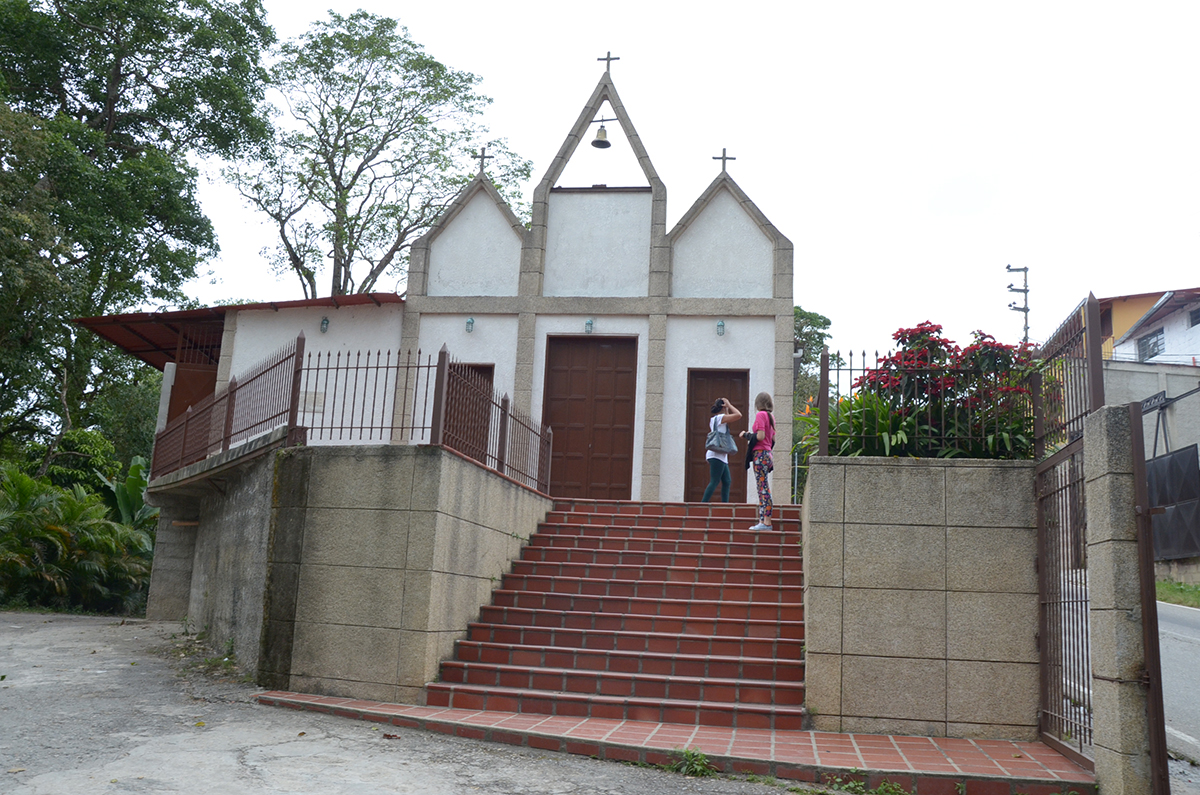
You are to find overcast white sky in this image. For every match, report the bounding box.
[190,1,1200,357]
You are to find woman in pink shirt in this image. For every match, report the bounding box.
[742,392,775,530]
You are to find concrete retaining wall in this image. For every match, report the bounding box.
[145,443,552,704]
[802,456,1039,739]
[261,445,552,703]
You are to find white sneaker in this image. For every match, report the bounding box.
[749,522,771,531]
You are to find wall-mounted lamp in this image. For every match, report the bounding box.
[466,317,475,333]
[585,318,594,334]
[716,320,725,337]
[320,316,329,333]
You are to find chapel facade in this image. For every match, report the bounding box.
[405,71,795,503]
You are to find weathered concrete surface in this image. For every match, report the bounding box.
[802,456,1039,740]
[0,612,792,795]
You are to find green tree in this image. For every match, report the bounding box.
[792,305,833,429]
[0,0,274,453]
[227,11,532,298]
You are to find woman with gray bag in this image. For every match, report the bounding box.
[702,397,742,502]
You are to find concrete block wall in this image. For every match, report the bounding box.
[1083,406,1156,795]
[260,445,552,703]
[143,497,198,622]
[802,456,1039,740]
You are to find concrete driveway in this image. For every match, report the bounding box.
[0,612,795,794]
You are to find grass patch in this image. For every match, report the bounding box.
[1157,580,1200,609]
[668,747,718,777]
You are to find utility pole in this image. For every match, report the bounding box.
[1006,264,1029,344]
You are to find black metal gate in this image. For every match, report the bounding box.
[1032,296,1104,767]
[1032,295,1169,791]
[1147,444,1200,560]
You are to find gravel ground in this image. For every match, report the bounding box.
[3,610,1194,795]
[0,612,808,794]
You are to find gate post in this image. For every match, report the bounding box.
[1083,404,1168,795]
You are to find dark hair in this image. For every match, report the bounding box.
[710,398,724,415]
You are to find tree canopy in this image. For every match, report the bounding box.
[793,306,833,373]
[0,0,274,457]
[227,10,531,297]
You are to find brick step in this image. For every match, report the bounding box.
[438,660,805,707]
[528,532,799,558]
[549,499,804,521]
[500,573,801,602]
[453,640,805,682]
[510,559,801,585]
[534,522,801,546]
[485,593,803,628]
[520,545,801,571]
[471,609,805,648]
[423,683,807,731]
[541,512,800,532]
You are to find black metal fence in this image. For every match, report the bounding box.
[812,350,1036,460]
[151,336,553,493]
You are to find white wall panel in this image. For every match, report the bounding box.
[427,191,522,297]
[660,316,776,501]
[672,189,773,299]
[544,192,650,297]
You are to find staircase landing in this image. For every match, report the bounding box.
[256,692,1096,794]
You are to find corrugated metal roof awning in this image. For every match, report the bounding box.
[75,292,403,370]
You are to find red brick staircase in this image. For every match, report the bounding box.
[425,500,805,730]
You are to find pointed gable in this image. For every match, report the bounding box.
[531,73,669,298]
[669,172,787,299]
[412,174,525,298]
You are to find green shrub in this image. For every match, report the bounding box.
[0,465,153,614]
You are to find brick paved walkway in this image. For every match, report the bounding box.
[258,691,1096,795]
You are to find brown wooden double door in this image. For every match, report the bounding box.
[543,337,637,500]
[684,369,750,503]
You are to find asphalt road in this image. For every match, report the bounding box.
[1160,601,1200,764]
[0,612,798,795]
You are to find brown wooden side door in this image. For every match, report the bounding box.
[684,369,750,502]
[543,337,638,499]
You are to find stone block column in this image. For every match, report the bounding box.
[1083,406,1156,795]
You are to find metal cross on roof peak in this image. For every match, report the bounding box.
[474,146,493,174]
[598,51,620,72]
[713,148,736,172]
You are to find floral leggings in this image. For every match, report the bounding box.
[751,450,773,524]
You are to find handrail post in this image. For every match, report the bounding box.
[1085,293,1105,412]
[429,344,450,446]
[178,406,192,473]
[818,347,830,456]
[286,332,306,447]
[222,375,238,452]
[497,393,510,476]
[540,427,553,493]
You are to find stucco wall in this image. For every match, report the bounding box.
[670,188,773,299]
[1103,360,1200,459]
[187,451,278,671]
[228,304,405,378]
[802,456,1039,740]
[659,316,777,500]
[427,190,521,297]
[260,445,552,704]
[543,190,651,297]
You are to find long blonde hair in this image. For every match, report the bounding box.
[754,392,774,413]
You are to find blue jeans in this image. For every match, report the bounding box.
[702,458,731,502]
